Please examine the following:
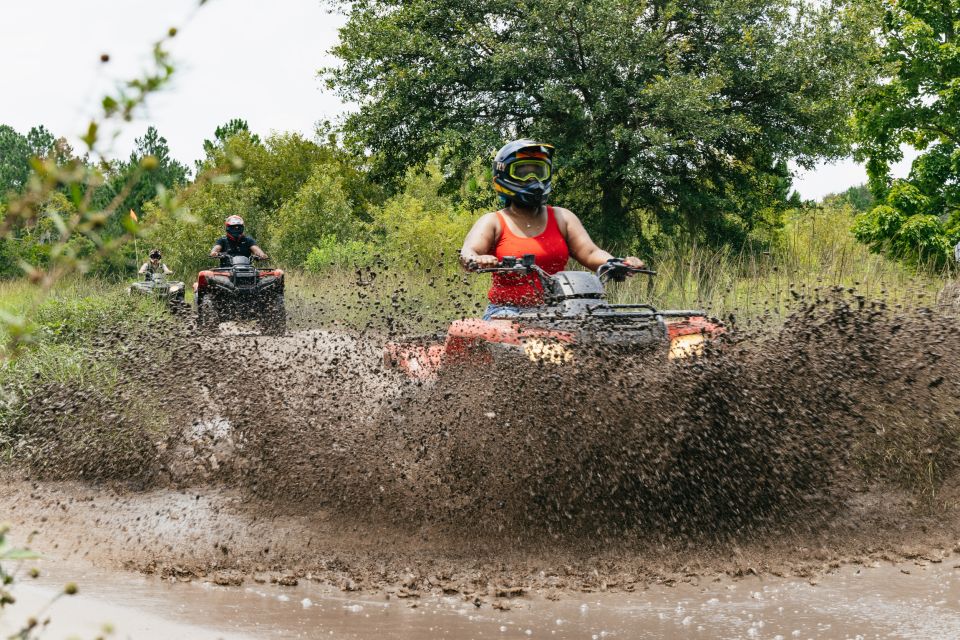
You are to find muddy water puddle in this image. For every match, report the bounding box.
[2,558,959,639]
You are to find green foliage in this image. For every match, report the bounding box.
[852,0,960,266]
[852,180,952,267]
[0,125,72,204]
[202,117,260,157]
[326,0,876,247]
[611,199,944,321]
[96,126,189,234]
[0,126,33,199]
[304,234,375,270]
[370,164,477,269]
[823,184,875,212]
[150,124,384,274]
[270,164,356,266]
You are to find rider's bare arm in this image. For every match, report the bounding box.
[459,212,500,269]
[251,244,268,259]
[162,264,173,275]
[138,262,149,274]
[557,208,646,271]
[210,244,223,257]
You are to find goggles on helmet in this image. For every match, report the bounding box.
[227,224,244,237]
[508,159,551,183]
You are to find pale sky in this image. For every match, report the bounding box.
[0,0,910,201]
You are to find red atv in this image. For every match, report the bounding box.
[384,255,723,380]
[193,255,286,335]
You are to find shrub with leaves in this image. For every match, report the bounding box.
[853,0,960,267]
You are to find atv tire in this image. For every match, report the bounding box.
[170,294,187,316]
[197,296,220,334]
[262,295,286,336]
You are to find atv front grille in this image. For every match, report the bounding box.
[235,275,256,288]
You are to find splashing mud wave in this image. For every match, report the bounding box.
[8,290,960,548]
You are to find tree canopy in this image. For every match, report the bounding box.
[852,0,960,267]
[325,0,875,247]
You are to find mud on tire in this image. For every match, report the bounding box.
[261,295,286,336]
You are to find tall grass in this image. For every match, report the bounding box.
[615,205,947,323]
[286,204,948,333]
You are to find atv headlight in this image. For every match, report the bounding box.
[523,338,573,365]
[669,333,706,360]
[169,285,180,293]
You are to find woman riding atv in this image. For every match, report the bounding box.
[460,139,645,320]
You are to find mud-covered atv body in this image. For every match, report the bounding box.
[193,255,286,335]
[384,255,723,380]
[128,272,186,313]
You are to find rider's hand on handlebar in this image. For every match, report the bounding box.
[622,256,647,271]
[467,254,499,270]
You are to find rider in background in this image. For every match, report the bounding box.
[459,139,646,320]
[210,215,268,261]
[139,249,172,276]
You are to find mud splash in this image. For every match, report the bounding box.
[5,286,960,588]
[220,290,960,540]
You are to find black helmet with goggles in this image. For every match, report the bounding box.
[492,139,554,209]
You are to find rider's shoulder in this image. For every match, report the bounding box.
[478,210,502,231]
[550,206,578,232]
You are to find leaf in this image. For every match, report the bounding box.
[0,549,40,560]
[81,121,99,149]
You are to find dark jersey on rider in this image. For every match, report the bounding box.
[215,236,257,258]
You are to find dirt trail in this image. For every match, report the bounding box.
[3,479,960,598]
[6,541,960,639]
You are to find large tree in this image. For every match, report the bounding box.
[0,125,60,200]
[98,126,189,219]
[325,0,874,246]
[852,0,960,267]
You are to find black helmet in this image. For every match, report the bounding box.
[492,139,554,209]
[225,215,245,241]
[149,249,161,260]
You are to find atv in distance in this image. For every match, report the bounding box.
[128,271,186,313]
[194,255,286,335]
[384,255,723,380]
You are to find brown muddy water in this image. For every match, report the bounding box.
[4,556,960,639]
[7,290,960,637]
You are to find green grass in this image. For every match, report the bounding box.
[612,205,947,323]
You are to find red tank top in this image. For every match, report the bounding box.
[489,206,570,306]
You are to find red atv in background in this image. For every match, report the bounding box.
[384,255,723,380]
[193,255,286,335]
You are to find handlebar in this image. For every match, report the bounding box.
[597,258,656,283]
[211,254,269,262]
[467,254,543,275]
[465,254,655,282]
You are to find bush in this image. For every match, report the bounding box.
[370,164,477,270]
[304,234,375,270]
[269,164,356,267]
